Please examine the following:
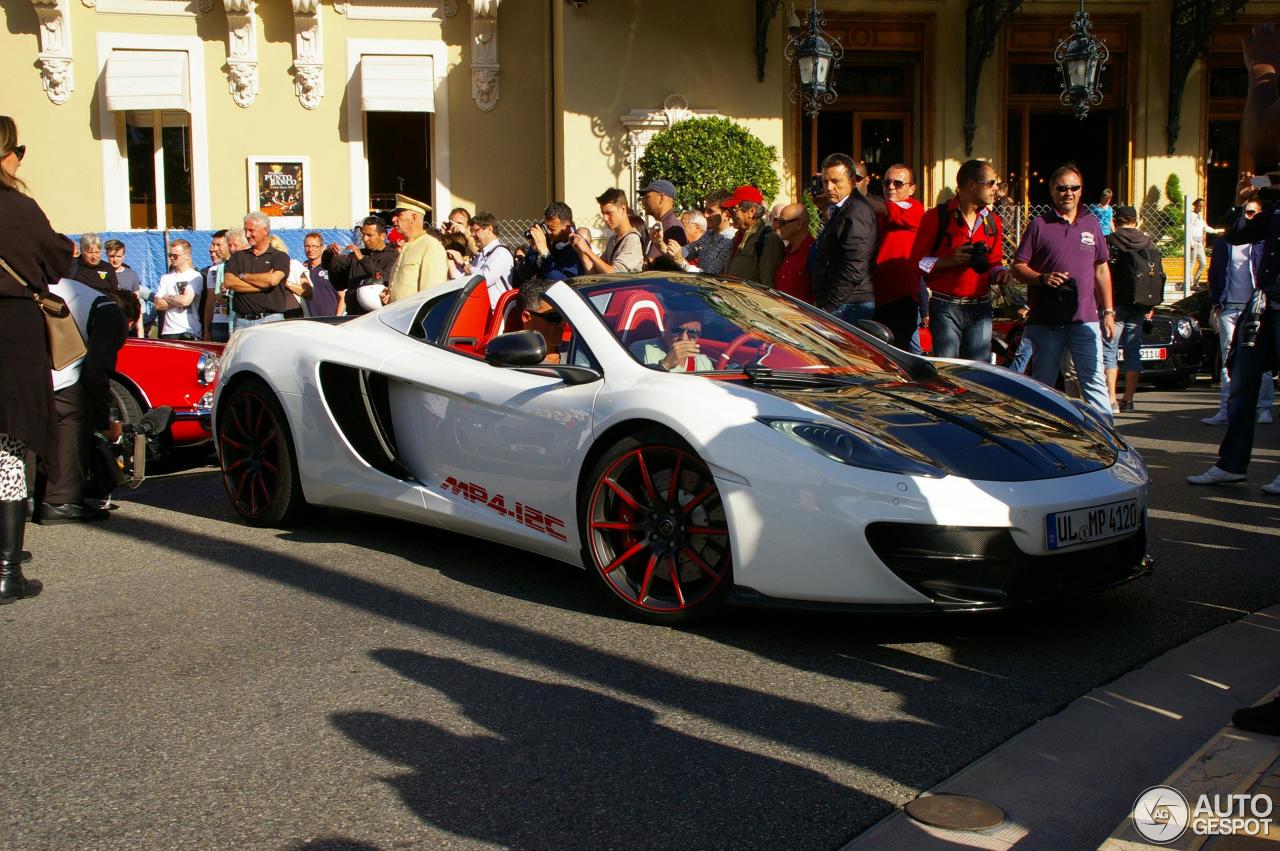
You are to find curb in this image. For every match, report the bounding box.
[842,605,1280,851]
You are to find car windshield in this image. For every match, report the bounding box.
[571,273,909,381]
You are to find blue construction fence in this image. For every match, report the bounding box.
[71,228,359,287]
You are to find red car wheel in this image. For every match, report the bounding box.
[583,431,733,624]
[218,379,306,527]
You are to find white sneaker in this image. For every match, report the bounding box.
[1187,465,1247,485]
[1202,411,1230,425]
[1259,409,1274,425]
[1263,475,1280,495]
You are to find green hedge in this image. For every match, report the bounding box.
[638,116,780,211]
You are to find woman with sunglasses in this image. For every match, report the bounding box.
[0,115,75,603]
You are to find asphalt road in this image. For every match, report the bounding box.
[2,384,1278,851]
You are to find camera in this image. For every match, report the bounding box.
[968,241,991,273]
[524,222,549,241]
[1251,172,1280,202]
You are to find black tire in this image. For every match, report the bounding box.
[108,378,144,429]
[217,378,307,527]
[580,429,733,625]
[109,378,168,464]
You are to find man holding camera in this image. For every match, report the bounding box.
[1011,164,1115,420]
[517,202,587,284]
[154,239,203,341]
[1187,171,1280,495]
[910,159,1011,361]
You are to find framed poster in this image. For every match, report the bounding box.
[247,156,309,228]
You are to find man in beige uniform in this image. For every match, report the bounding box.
[385,194,448,304]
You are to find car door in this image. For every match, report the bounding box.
[384,284,600,553]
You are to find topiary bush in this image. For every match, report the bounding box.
[638,117,781,212]
[1159,173,1186,258]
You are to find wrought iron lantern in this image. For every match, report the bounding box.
[785,0,843,117]
[1054,0,1109,120]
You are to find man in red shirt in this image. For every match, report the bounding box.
[871,163,925,348]
[909,159,1012,360]
[773,203,815,302]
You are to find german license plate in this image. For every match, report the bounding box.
[1139,347,1167,360]
[1046,499,1141,550]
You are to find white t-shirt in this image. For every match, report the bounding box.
[156,269,204,337]
[1188,213,1210,243]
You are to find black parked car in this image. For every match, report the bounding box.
[1133,296,1205,389]
[1167,289,1218,382]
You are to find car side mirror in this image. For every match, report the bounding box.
[484,330,546,367]
[856,318,895,346]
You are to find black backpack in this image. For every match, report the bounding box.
[1107,234,1164,308]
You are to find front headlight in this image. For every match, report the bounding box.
[758,418,944,478]
[196,352,220,386]
[1175,317,1195,339]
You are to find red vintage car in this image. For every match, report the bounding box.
[111,338,223,452]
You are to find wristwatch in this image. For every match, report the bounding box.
[1102,309,1116,316]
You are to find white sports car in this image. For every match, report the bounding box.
[212,271,1151,624]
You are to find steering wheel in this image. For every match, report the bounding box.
[716,332,766,370]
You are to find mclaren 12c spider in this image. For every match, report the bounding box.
[212,272,1152,623]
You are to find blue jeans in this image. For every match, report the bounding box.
[1024,321,1113,420]
[1009,336,1034,374]
[1218,310,1280,474]
[234,313,284,331]
[1214,306,1275,415]
[928,297,992,361]
[832,301,876,324]
[1103,304,1146,373]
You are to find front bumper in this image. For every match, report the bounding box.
[864,520,1151,608]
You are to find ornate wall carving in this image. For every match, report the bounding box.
[291,0,323,108]
[471,0,500,112]
[619,95,718,208]
[30,0,73,104]
[224,0,258,107]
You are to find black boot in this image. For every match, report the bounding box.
[0,500,41,603]
[1233,696,1280,736]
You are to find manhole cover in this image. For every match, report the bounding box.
[904,794,1005,831]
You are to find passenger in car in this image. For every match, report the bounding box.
[630,311,715,373]
[518,278,568,364]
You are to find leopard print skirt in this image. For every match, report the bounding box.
[0,433,27,501]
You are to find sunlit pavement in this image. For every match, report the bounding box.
[2,383,1277,850]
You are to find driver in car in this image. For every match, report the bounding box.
[519,278,567,364]
[632,312,715,372]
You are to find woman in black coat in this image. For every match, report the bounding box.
[0,115,72,603]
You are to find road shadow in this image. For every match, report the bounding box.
[335,648,876,850]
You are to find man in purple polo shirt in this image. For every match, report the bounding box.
[1011,163,1117,419]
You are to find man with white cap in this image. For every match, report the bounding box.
[386,193,448,304]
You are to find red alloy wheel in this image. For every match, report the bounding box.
[586,439,732,622]
[217,382,304,526]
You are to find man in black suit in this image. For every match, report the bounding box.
[811,153,878,323]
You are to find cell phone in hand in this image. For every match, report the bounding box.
[1250,173,1280,189]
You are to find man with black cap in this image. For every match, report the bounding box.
[1105,205,1164,413]
[639,179,687,266]
[386,193,448,304]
